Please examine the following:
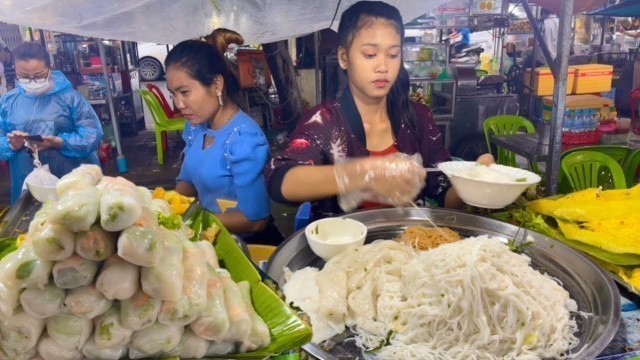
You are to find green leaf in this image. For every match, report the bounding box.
[16,259,38,280]
[515,177,527,182]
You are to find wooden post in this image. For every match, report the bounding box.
[263,40,304,134]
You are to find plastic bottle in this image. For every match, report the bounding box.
[576,109,585,133]
[563,110,572,133]
[591,109,600,131]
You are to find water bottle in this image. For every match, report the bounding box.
[591,109,599,131]
[576,109,585,133]
[563,110,572,133]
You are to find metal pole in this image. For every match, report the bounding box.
[545,0,573,195]
[314,31,321,105]
[98,40,128,173]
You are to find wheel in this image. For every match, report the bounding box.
[139,57,164,81]
[452,135,489,161]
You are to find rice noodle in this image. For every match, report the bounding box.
[285,236,580,359]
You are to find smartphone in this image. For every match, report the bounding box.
[25,135,43,142]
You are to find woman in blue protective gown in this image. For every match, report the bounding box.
[0,42,103,204]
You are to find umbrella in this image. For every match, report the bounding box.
[0,0,446,45]
[587,0,640,17]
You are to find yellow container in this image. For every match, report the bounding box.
[571,64,613,94]
[525,66,576,96]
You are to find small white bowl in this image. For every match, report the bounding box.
[305,217,367,261]
[25,181,58,203]
[437,161,541,209]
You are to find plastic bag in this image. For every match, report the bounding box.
[22,164,59,191]
[334,153,426,212]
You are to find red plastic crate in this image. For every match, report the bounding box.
[562,130,601,145]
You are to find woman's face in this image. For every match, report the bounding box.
[15,59,49,82]
[339,19,402,101]
[166,65,221,125]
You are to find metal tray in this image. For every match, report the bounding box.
[266,207,621,360]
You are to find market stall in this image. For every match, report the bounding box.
[2,1,640,359]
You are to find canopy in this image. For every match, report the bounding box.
[586,0,640,17]
[0,0,446,45]
[528,0,603,15]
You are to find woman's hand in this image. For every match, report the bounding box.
[7,130,27,150]
[335,155,426,206]
[27,135,63,152]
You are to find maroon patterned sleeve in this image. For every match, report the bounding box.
[265,105,332,203]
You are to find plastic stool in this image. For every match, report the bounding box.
[294,202,311,232]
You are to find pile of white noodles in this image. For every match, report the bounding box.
[284,236,580,360]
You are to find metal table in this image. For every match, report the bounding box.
[489,133,550,162]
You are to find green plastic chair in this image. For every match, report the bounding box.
[140,89,186,165]
[561,151,627,192]
[558,145,632,193]
[483,115,538,172]
[623,148,640,186]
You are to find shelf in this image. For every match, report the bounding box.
[88,99,107,105]
[405,60,446,63]
[433,90,454,100]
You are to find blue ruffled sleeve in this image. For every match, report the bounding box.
[58,92,103,158]
[228,126,270,221]
[177,124,194,184]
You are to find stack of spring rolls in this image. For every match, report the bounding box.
[0,165,271,360]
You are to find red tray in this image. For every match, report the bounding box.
[562,130,601,145]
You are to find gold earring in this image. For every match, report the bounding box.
[217,93,224,107]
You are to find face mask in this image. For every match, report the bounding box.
[20,73,51,96]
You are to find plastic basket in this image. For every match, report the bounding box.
[562,131,601,145]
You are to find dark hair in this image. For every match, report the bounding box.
[165,40,239,99]
[338,1,418,134]
[14,42,50,68]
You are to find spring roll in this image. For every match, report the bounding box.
[0,281,20,320]
[56,164,103,196]
[189,265,229,341]
[150,198,171,216]
[64,285,112,319]
[0,347,36,360]
[48,186,101,232]
[75,225,117,261]
[162,328,209,359]
[0,307,45,356]
[128,323,183,359]
[141,232,183,301]
[158,241,207,326]
[38,334,83,360]
[95,306,133,350]
[205,341,236,356]
[195,240,219,268]
[81,337,127,360]
[31,222,75,261]
[238,281,271,352]
[117,226,163,267]
[96,254,140,300]
[20,284,65,319]
[219,269,252,342]
[53,254,99,289]
[136,186,153,207]
[27,202,53,237]
[120,288,162,331]
[99,177,143,232]
[0,243,52,290]
[46,313,92,350]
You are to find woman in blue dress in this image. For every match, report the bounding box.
[166,40,280,243]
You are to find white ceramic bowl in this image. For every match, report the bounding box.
[305,217,367,261]
[437,161,541,209]
[25,181,58,203]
